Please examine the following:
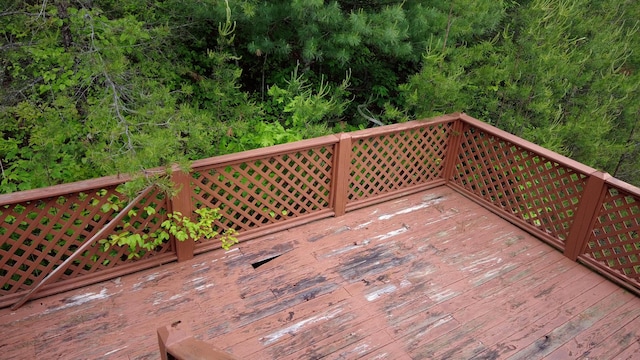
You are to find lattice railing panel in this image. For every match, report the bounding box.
[61,187,171,279]
[348,124,450,203]
[0,187,171,295]
[583,187,640,286]
[191,146,334,233]
[451,125,588,243]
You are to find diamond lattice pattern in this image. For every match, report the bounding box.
[0,187,170,295]
[348,124,449,203]
[192,146,333,232]
[585,188,640,286]
[451,126,587,243]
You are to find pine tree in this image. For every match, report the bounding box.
[223,0,509,125]
[0,0,259,192]
[402,0,640,184]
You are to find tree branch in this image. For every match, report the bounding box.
[442,3,454,53]
[86,12,136,155]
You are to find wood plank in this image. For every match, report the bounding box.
[543,294,640,360]
[318,330,399,360]
[611,338,640,360]
[166,338,239,360]
[414,265,603,359]
[450,254,585,325]
[573,314,640,360]
[261,310,360,358]
[470,278,621,359]
[212,287,354,355]
[279,318,392,359]
[235,305,360,358]
[465,265,604,356]
[506,288,631,359]
[382,241,568,357]
[381,242,551,342]
[360,340,414,360]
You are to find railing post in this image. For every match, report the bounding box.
[331,133,352,217]
[170,170,195,262]
[441,118,465,182]
[564,171,609,261]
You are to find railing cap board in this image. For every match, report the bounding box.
[6,112,633,208]
[605,174,640,198]
[191,134,339,170]
[458,113,600,176]
[0,136,340,206]
[349,112,460,140]
[0,173,131,206]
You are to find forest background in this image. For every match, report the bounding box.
[1,0,639,194]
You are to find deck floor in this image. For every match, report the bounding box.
[2,186,640,359]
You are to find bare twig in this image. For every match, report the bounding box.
[357,104,384,127]
[0,11,38,17]
[442,3,454,53]
[0,159,6,180]
[86,12,136,155]
[36,0,48,20]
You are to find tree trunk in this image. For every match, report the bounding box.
[56,0,73,49]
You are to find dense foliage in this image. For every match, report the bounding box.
[403,0,640,182]
[1,0,639,193]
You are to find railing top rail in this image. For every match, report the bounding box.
[191,134,339,170]
[457,113,599,176]
[349,113,460,140]
[0,174,131,206]
[604,174,640,197]
[6,113,638,206]
[0,135,340,206]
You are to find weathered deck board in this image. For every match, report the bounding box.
[542,295,640,360]
[1,186,639,360]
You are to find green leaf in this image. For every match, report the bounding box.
[176,231,188,241]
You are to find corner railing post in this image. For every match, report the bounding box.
[331,133,352,217]
[441,117,465,183]
[170,170,195,262]
[564,171,609,261]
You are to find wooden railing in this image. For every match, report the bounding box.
[158,323,239,360]
[1,113,638,309]
[447,114,640,294]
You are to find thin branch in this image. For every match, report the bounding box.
[105,78,136,154]
[86,12,136,155]
[0,42,25,51]
[0,159,5,180]
[37,0,48,20]
[0,11,29,17]
[442,3,454,53]
[357,104,384,126]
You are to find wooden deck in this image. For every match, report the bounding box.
[1,186,639,359]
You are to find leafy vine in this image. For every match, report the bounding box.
[98,189,238,260]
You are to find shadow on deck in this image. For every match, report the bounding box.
[2,186,639,359]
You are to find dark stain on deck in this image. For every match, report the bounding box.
[338,243,414,282]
